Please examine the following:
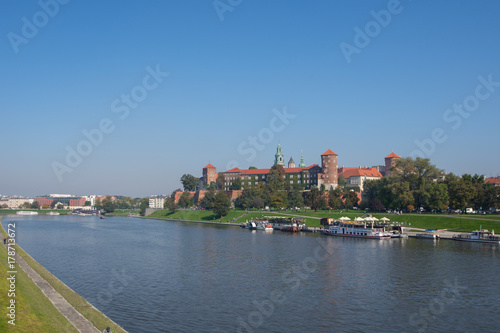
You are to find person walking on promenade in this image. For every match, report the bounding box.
[103,327,112,333]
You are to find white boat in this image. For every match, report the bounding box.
[256,222,273,231]
[453,228,500,244]
[415,233,439,239]
[321,221,392,239]
[47,212,60,216]
[16,211,38,215]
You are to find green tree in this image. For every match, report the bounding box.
[306,187,328,211]
[338,175,346,187]
[368,198,385,211]
[139,197,149,216]
[287,185,304,209]
[178,192,194,208]
[102,196,116,212]
[164,196,177,212]
[56,203,64,210]
[266,165,285,192]
[270,192,288,209]
[445,174,476,210]
[342,190,359,209]
[180,174,199,191]
[390,181,414,210]
[213,191,231,217]
[31,201,40,209]
[426,182,449,211]
[200,189,216,210]
[328,188,343,210]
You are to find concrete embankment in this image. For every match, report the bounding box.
[0,216,127,333]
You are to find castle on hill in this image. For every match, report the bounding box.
[202,144,400,192]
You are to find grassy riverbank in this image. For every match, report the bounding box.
[0,217,77,332]
[148,209,500,232]
[0,217,126,333]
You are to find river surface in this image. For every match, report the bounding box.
[3,215,500,332]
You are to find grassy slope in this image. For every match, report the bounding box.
[0,219,126,333]
[147,209,500,232]
[0,220,77,332]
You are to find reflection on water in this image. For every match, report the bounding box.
[3,215,499,332]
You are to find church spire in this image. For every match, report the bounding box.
[299,150,306,167]
[274,143,285,166]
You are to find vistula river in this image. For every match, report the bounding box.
[3,215,500,332]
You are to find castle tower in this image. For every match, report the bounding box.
[319,149,338,190]
[384,152,400,177]
[274,143,285,166]
[299,150,306,167]
[202,163,217,186]
[288,157,295,168]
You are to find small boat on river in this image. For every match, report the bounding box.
[452,228,500,244]
[321,221,392,240]
[415,233,439,239]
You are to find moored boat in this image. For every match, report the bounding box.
[256,222,273,231]
[453,228,500,244]
[321,221,392,239]
[16,211,38,215]
[415,233,439,239]
[47,212,60,216]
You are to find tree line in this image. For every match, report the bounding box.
[363,157,500,212]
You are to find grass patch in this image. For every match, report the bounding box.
[106,209,140,217]
[148,209,248,223]
[0,218,126,333]
[0,218,77,332]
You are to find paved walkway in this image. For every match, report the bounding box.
[3,241,100,332]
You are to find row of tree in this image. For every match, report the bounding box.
[363,157,500,211]
[162,188,232,217]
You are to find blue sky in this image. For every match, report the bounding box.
[1,0,499,197]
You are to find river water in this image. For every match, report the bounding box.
[3,215,500,332]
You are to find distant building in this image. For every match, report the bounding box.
[202,163,217,187]
[485,177,500,186]
[6,198,31,209]
[34,195,85,209]
[149,195,167,209]
[203,145,338,191]
[384,152,400,177]
[338,167,383,192]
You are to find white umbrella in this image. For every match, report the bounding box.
[354,217,365,222]
[364,217,374,222]
[372,217,379,221]
[380,217,390,222]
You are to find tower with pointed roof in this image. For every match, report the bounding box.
[299,151,306,167]
[288,157,295,168]
[318,149,338,190]
[202,163,217,187]
[274,143,285,166]
[384,152,400,177]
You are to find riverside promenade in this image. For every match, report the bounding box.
[1,216,125,333]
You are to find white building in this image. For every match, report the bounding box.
[149,195,167,209]
[338,167,383,192]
